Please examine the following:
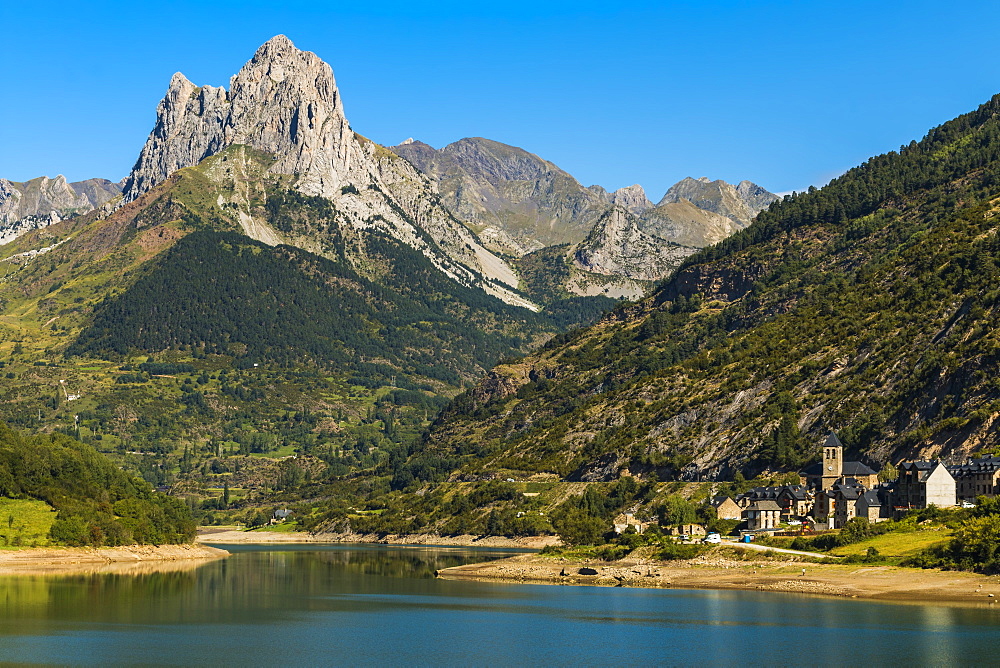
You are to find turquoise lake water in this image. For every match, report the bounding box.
[1,543,999,666]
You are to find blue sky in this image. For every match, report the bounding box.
[3,0,1000,198]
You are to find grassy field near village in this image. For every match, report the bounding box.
[828,527,953,558]
[0,498,57,549]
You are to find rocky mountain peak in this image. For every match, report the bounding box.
[122,35,354,203]
[391,136,610,254]
[657,176,776,227]
[610,184,653,215]
[255,33,296,56]
[116,37,530,309]
[574,206,696,281]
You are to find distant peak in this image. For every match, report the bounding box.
[168,71,194,89]
[400,138,416,145]
[250,35,304,63]
[696,176,711,183]
[611,184,653,214]
[260,34,295,50]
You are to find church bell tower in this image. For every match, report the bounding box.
[821,433,844,491]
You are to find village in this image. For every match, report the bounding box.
[616,433,995,540]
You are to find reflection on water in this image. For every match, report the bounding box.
[2,544,999,666]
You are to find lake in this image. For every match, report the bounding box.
[1,543,998,666]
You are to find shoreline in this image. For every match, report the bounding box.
[196,527,558,549]
[437,553,1000,606]
[0,543,229,576]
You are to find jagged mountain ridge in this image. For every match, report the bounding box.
[407,92,1000,484]
[391,137,776,256]
[657,176,777,225]
[392,136,776,295]
[391,137,612,256]
[0,176,122,245]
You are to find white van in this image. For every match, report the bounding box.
[702,532,722,544]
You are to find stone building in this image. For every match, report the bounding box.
[856,488,893,523]
[709,496,742,520]
[736,486,811,520]
[948,456,1000,502]
[745,500,781,531]
[895,461,956,510]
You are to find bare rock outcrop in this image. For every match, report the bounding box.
[392,137,611,255]
[574,207,698,281]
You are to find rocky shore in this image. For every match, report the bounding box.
[0,544,229,576]
[437,552,1000,605]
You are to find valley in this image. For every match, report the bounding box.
[1,36,999,588]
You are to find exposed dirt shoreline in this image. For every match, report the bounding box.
[194,529,1000,606]
[197,527,558,549]
[0,543,229,576]
[437,553,1000,606]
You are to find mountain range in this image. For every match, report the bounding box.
[0,35,787,508]
[2,36,774,304]
[3,34,1000,542]
[0,176,122,245]
[407,92,1000,486]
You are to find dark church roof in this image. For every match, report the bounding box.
[824,432,844,449]
[841,461,877,477]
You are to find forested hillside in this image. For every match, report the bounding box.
[0,423,195,546]
[70,230,549,385]
[404,93,1000,484]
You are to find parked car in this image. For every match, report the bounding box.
[702,532,722,544]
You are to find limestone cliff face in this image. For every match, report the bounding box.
[123,36,355,202]
[0,176,122,245]
[573,207,697,281]
[120,36,530,309]
[391,137,611,255]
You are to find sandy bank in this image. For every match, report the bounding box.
[197,528,325,544]
[0,544,229,576]
[197,527,558,549]
[437,553,1000,606]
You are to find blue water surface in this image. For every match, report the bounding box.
[1,543,997,666]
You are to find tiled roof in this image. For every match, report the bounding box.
[749,500,781,511]
[842,461,877,476]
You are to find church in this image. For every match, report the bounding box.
[800,432,879,491]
